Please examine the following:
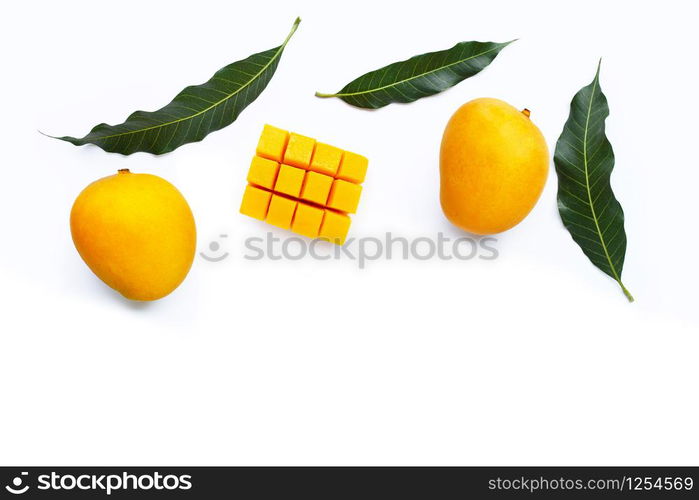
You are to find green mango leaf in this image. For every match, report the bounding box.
[554,61,634,302]
[49,18,300,155]
[314,40,513,109]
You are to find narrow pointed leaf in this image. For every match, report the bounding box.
[554,62,633,302]
[315,40,513,109]
[50,18,300,155]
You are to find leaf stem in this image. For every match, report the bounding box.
[618,281,635,302]
[283,17,301,47]
[314,92,337,98]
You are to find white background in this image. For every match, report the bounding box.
[1,0,697,465]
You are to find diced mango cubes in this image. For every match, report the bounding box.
[240,125,368,245]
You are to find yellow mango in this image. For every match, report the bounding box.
[440,98,549,234]
[70,170,196,301]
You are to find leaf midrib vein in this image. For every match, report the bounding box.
[582,73,622,284]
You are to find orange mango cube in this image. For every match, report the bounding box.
[274,164,306,198]
[327,179,362,214]
[256,124,289,162]
[300,171,333,206]
[309,142,343,176]
[240,185,272,221]
[247,156,280,190]
[319,210,351,245]
[283,133,316,169]
[291,203,324,238]
[337,151,368,184]
[266,195,297,230]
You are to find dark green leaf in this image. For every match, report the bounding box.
[315,40,513,109]
[49,18,300,155]
[554,61,633,302]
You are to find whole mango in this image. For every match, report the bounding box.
[440,98,549,234]
[70,170,196,301]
